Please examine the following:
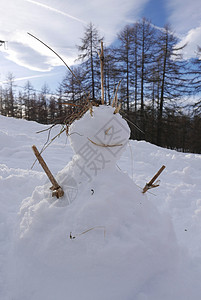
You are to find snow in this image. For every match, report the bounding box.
[1,106,201,299]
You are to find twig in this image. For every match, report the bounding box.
[36,124,56,134]
[142,165,166,194]
[32,145,64,198]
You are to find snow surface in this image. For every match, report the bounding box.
[1,106,201,300]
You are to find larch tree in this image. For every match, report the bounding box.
[77,22,103,100]
[137,19,157,134]
[0,86,3,115]
[103,47,119,105]
[5,73,15,117]
[61,66,84,103]
[56,84,65,120]
[190,46,201,115]
[116,25,134,111]
[48,96,57,123]
[132,22,140,112]
[37,84,49,124]
[23,80,34,121]
[155,25,189,146]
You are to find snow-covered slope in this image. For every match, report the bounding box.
[0,111,201,300]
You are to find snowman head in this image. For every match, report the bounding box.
[68,105,130,178]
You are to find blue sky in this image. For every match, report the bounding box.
[0,0,201,93]
[142,0,167,26]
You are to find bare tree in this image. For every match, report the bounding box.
[23,81,35,120]
[190,46,201,115]
[155,25,189,145]
[116,25,135,111]
[61,66,84,103]
[5,73,15,117]
[77,22,103,100]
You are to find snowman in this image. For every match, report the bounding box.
[14,104,180,300]
[55,104,131,206]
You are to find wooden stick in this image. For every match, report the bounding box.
[142,165,166,194]
[112,80,121,108]
[99,41,104,105]
[32,145,64,198]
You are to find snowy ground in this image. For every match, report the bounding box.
[1,112,201,300]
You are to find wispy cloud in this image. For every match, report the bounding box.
[14,73,56,82]
[24,0,86,24]
[0,73,53,85]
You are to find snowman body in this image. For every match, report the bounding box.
[15,105,179,300]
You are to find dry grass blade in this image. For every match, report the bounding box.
[105,127,111,135]
[61,103,83,107]
[123,117,145,134]
[88,137,123,147]
[31,127,66,169]
[114,103,122,114]
[70,226,106,239]
[112,80,122,108]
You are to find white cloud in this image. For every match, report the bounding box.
[166,0,201,34]
[178,26,201,60]
[165,0,201,59]
[0,0,149,72]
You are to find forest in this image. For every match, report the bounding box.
[1,19,201,153]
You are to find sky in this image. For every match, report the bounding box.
[0,0,201,93]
